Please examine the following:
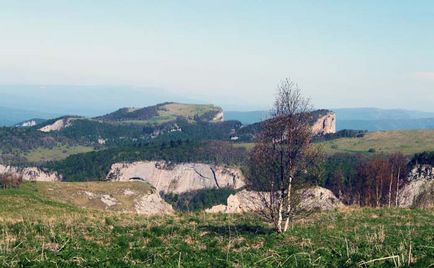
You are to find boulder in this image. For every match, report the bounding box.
[206,187,343,214]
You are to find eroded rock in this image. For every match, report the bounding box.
[106,161,245,194]
[0,164,61,182]
[135,193,174,215]
[206,187,343,214]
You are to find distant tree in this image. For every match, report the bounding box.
[0,173,23,189]
[247,78,322,233]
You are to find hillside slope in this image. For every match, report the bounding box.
[95,102,224,125]
[319,129,434,155]
[0,184,433,267]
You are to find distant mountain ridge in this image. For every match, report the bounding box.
[0,106,58,127]
[226,108,434,131]
[94,102,224,125]
[333,108,434,120]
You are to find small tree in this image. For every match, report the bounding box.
[247,78,321,233]
[0,173,23,189]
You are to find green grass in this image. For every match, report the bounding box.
[24,144,95,162]
[115,103,221,126]
[320,130,434,155]
[236,130,434,156]
[0,182,433,267]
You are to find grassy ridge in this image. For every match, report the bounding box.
[235,130,434,155]
[320,130,434,155]
[0,183,433,267]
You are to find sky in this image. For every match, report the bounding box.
[0,0,434,111]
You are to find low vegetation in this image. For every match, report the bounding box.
[24,144,94,163]
[0,183,433,267]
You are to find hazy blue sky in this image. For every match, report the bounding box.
[1,1,433,111]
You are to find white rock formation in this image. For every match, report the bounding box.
[311,112,336,136]
[106,161,245,194]
[297,187,344,211]
[212,111,224,122]
[39,117,77,132]
[206,190,265,213]
[100,195,118,207]
[398,179,434,208]
[0,164,61,181]
[206,187,343,214]
[134,193,174,215]
[80,189,173,215]
[19,120,37,127]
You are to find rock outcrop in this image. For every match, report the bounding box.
[134,193,174,215]
[212,111,225,122]
[297,187,344,211]
[310,110,336,136]
[0,164,61,181]
[206,187,343,214]
[398,165,434,208]
[106,161,245,194]
[39,117,78,132]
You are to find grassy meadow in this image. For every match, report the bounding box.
[234,130,434,156]
[24,145,95,163]
[0,182,433,267]
[319,130,434,155]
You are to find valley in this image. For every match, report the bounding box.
[1,101,434,267]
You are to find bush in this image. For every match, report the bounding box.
[0,173,23,189]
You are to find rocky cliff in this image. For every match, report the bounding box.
[0,164,61,181]
[310,110,336,135]
[106,161,245,194]
[398,164,434,208]
[39,117,78,132]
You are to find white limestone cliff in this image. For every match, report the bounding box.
[311,112,336,136]
[106,161,245,194]
[0,164,61,181]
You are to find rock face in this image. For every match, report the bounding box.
[106,161,245,194]
[39,117,77,132]
[205,187,343,214]
[398,165,434,208]
[310,110,336,136]
[398,179,434,208]
[0,164,61,181]
[408,165,434,181]
[297,187,344,211]
[134,193,174,215]
[212,111,225,122]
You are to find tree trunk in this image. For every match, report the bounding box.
[388,171,394,208]
[283,176,293,232]
[395,168,401,207]
[276,196,283,233]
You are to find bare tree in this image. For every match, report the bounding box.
[247,78,321,233]
[389,153,408,207]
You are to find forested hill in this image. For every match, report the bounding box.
[94,102,224,125]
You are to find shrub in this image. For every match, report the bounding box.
[0,173,23,189]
